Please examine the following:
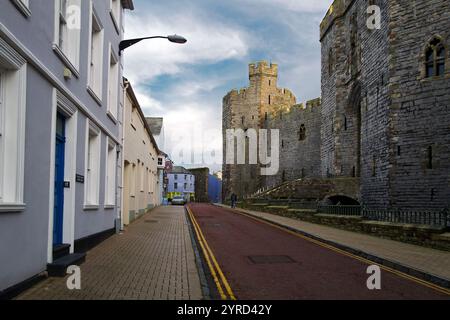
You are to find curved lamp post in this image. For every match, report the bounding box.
[119,34,187,55]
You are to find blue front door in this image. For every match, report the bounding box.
[53,113,66,245]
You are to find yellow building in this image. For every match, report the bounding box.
[122,79,160,226]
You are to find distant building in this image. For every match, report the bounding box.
[208,174,222,204]
[156,151,169,204]
[122,79,160,226]
[214,171,223,180]
[167,166,195,201]
[190,168,210,203]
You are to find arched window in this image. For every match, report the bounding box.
[328,48,334,74]
[425,37,446,77]
[298,124,306,141]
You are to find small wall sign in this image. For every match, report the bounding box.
[76,174,85,184]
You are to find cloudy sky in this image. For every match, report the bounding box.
[124,0,333,172]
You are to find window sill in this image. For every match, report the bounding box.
[0,203,26,213]
[104,204,115,210]
[420,74,448,82]
[52,44,80,79]
[11,0,31,18]
[83,205,99,211]
[87,86,102,106]
[107,111,118,124]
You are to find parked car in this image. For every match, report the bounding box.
[171,196,186,206]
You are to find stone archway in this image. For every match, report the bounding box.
[325,195,360,206]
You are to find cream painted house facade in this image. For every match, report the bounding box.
[122,79,160,226]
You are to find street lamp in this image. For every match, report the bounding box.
[119,34,187,55]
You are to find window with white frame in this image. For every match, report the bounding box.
[107,44,119,120]
[88,4,104,101]
[85,122,101,207]
[110,0,121,32]
[0,39,27,212]
[54,0,81,72]
[105,138,116,206]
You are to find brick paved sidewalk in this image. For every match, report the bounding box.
[217,204,450,282]
[17,206,203,300]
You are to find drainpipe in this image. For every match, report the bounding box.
[120,79,131,231]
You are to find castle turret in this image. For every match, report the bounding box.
[222,61,299,200]
[249,61,278,88]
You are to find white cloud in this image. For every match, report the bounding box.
[247,0,332,13]
[124,10,249,86]
[162,103,223,167]
[134,89,164,114]
[123,0,330,170]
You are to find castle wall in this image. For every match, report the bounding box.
[321,0,450,210]
[321,0,391,208]
[266,99,322,188]
[387,0,450,210]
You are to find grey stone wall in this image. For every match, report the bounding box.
[321,0,450,210]
[387,0,450,210]
[266,98,322,188]
[321,0,391,209]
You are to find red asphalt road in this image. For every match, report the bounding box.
[189,204,450,300]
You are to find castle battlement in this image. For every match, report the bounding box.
[276,88,296,101]
[306,97,321,109]
[272,98,321,118]
[249,61,278,78]
[224,89,238,99]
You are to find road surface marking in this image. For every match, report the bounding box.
[186,206,227,300]
[228,207,450,296]
[187,206,236,300]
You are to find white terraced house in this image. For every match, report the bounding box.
[0,0,134,298]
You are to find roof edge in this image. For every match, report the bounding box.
[123,77,160,154]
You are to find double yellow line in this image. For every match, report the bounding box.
[230,208,450,296]
[186,206,236,300]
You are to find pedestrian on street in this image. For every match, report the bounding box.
[231,193,238,209]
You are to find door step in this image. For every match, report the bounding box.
[47,253,86,277]
[52,244,71,260]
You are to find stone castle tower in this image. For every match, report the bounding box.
[321,0,450,210]
[223,0,450,211]
[222,61,297,200]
